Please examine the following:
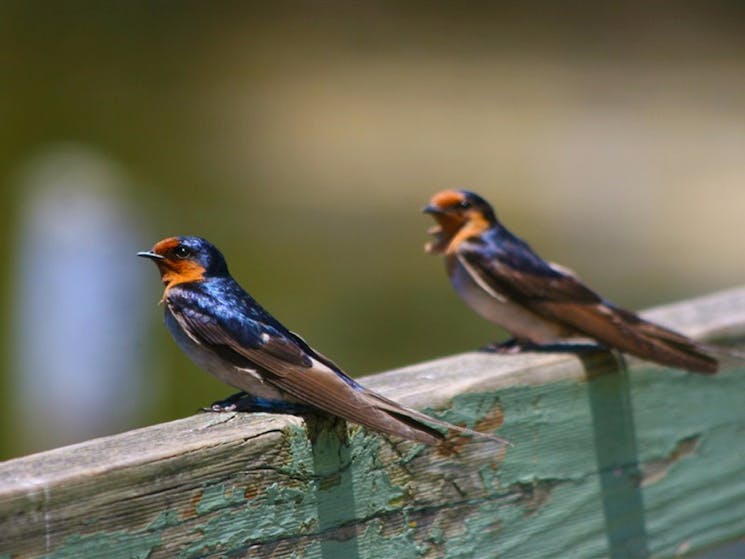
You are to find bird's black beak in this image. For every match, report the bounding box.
[137,250,165,261]
[422,204,443,215]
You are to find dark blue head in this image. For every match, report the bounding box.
[422,189,499,253]
[138,236,229,288]
[423,189,497,223]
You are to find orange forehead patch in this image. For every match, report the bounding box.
[152,237,181,255]
[430,190,465,209]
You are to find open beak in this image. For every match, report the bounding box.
[137,250,165,261]
[422,204,446,236]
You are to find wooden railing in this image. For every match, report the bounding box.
[2,287,745,559]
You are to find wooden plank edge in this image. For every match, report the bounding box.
[1,284,744,497]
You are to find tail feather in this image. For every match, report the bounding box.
[368,393,511,446]
[641,337,717,374]
[608,306,718,374]
[357,404,446,445]
[540,300,719,374]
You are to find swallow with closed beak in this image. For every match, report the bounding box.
[140,236,509,445]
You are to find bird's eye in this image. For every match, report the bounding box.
[459,199,472,209]
[173,245,191,259]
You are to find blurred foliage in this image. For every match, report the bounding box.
[2,2,745,458]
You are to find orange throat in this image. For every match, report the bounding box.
[158,260,206,292]
[445,214,490,255]
[426,213,490,255]
[426,214,466,254]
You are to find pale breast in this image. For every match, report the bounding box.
[449,258,566,343]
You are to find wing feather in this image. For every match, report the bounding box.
[457,241,717,373]
[168,295,507,443]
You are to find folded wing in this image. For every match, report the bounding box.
[169,295,508,444]
[457,241,717,374]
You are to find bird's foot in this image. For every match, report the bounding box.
[481,338,531,354]
[481,339,604,355]
[527,341,605,354]
[202,391,249,412]
[202,392,314,414]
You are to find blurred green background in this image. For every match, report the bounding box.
[2,2,745,459]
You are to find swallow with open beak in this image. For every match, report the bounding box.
[139,236,509,445]
[423,189,718,374]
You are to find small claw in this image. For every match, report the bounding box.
[201,392,314,415]
[201,403,238,413]
[201,391,248,413]
[481,338,528,354]
[481,339,605,355]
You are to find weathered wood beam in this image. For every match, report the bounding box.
[1,287,745,558]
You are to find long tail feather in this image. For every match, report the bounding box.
[369,394,511,446]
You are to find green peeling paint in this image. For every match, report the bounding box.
[355,520,423,559]
[11,354,745,559]
[177,419,412,558]
[45,531,161,559]
[195,483,249,516]
[148,510,181,531]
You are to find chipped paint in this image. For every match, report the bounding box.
[46,531,160,559]
[182,489,204,519]
[148,510,181,531]
[3,349,745,559]
[641,435,700,487]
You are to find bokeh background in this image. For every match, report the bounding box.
[2,2,745,460]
